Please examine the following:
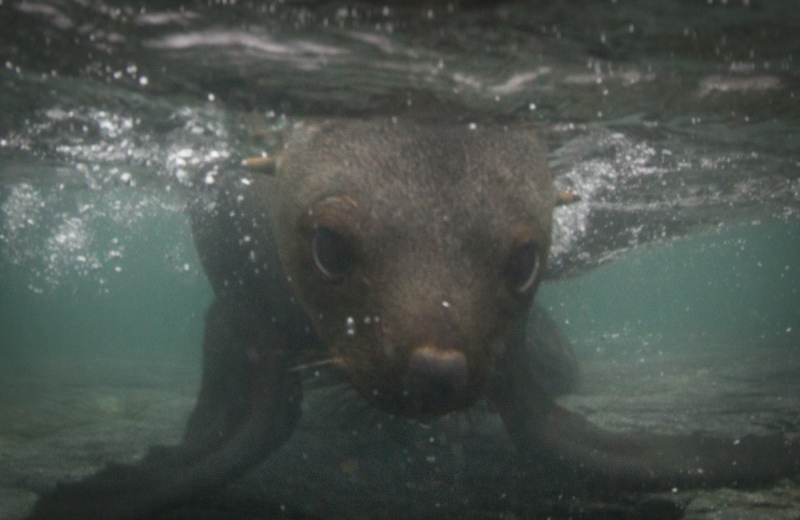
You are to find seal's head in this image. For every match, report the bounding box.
[272,118,555,418]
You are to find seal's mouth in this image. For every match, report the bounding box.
[400,345,472,416]
[345,343,481,419]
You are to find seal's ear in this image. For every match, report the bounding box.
[555,190,580,207]
[242,156,278,176]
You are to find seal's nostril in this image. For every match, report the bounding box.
[405,346,468,413]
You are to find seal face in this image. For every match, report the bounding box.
[272,118,555,418]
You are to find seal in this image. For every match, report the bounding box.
[28,118,800,520]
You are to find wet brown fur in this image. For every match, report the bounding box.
[269,119,554,416]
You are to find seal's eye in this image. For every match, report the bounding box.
[311,226,354,280]
[506,241,541,294]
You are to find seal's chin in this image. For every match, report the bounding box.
[352,345,481,419]
[366,385,479,419]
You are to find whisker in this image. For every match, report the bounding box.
[289,357,343,372]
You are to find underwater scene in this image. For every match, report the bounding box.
[0,0,798,518]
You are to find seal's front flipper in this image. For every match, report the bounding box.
[27,415,289,520]
[489,317,800,494]
[515,401,800,493]
[27,301,302,520]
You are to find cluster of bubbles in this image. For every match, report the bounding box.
[546,122,800,278]
[0,67,240,292]
[550,128,663,263]
[0,181,192,292]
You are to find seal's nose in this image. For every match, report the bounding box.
[404,345,468,415]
